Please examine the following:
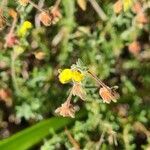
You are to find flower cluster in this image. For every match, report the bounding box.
[18,21,32,37]
[113,0,149,57]
[113,0,149,25]
[38,7,62,26]
[59,69,84,84]
[3,0,62,49]
[18,0,62,27]
[55,61,119,118]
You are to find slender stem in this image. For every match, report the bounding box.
[65,128,80,150]
[96,131,105,150]
[66,88,73,104]
[9,17,17,35]
[88,0,107,21]
[54,0,61,8]
[87,70,108,89]
[28,0,44,12]
[11,52,20,96]
[84,85,98,88]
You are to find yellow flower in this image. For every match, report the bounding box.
[58,69,84,84]
[23,21,32,28]
[18,21,32,37]
[59,69,72,84]
[72,70,84,82]
[123,0,133,11]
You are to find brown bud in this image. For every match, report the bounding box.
[99,87,119,103]
[128,41,141,55]
[136,13,148,24]
[113,0,123,14]
[34,51,45,60]
[8,9,17,19]
[72,83,86,101]
[132,2,142,14]
[5,33,18,48]
[0,89,12,106]
[55,101,76,118]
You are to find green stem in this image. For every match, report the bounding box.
[11,52,20,96]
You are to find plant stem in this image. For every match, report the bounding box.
[66,88,73,104]
[65,128,80,150]
[88,0,107,21]
[87,70,108,89]
[96,131,105,150]
[9,17,17,35]
[28,0,44,12]
[54,0,61,9]
[11,52,20,96]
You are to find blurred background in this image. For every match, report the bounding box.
[0,0,150,149]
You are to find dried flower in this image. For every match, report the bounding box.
[88,70,119,103]
[99,87,119,103]
[8,9,17,19]
[0,89,12,106]
[113,0,123,14]
[18,0,29,6]
[55,101,76,118]
[72,83,86,100]
[34,51,46,60]
[128,41,141,55]
[38,11,52,26]
[132,2,142,14]
[18,21,32,37]
[50,7,62,24]
[39,7,61,26]
[136,13,148,24]
[5,33,18,48]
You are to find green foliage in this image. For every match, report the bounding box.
[0,108,86,150]
[0,0,149,149]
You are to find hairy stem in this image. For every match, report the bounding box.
[87,70,109,89]
[88,0,107,21]
[54,0,61,8]
[11,52,20,96]
[28,0,44,12]
[96,131,105,150]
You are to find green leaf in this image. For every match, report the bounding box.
[0,109,86,150]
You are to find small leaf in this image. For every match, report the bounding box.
[77,0,87,11]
